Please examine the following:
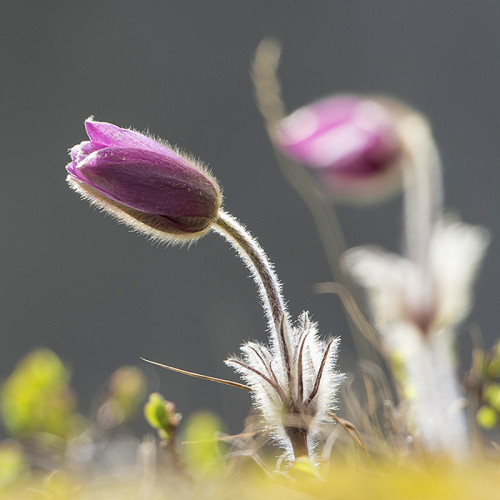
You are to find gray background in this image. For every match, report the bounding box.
[1,1,499,434]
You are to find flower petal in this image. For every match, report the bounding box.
[275,97,399,172]
[430,215,489,326]
[85,119,177,158]
[343,246,411,328]
[74,147,220,222]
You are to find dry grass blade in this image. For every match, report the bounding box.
[182,430,260,445]
[141,357,251,391]
[314,282,384,354]
[329,411,374,468]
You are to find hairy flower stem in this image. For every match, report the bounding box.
[214,212,318,460]
[251,38,350,299]
[212,210,287,335]
[251,38,376,363]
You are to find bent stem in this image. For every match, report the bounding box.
[397,112,443,270]
[212,210,287,336]
[252,37,376,363]
[251,38,349,287]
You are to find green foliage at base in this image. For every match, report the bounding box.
[0,348,499,499]
[0,349,81,438]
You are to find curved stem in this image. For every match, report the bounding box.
[251,38,349,284]
[398,112,443,269]
[212,210,287,335]
[252,38,377,362]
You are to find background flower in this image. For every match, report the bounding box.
[273,95,404,203]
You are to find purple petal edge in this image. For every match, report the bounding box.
[84,119,179,159]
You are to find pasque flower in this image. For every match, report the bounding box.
[67,118,345,464]
[66,118,222,244]
[342,109,490,456]
[273,95,404,203]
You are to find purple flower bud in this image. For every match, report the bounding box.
[66,119,222,243]
[273,96,403,203]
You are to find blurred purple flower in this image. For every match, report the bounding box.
[66,119,221,243]
[273,96,403,203]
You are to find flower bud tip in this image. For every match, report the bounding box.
[66,119,222,245]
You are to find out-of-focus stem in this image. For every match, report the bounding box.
[397,112,443,270]
[212,209,287,335]
[403,331,469,456]
[395,110,469,456]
